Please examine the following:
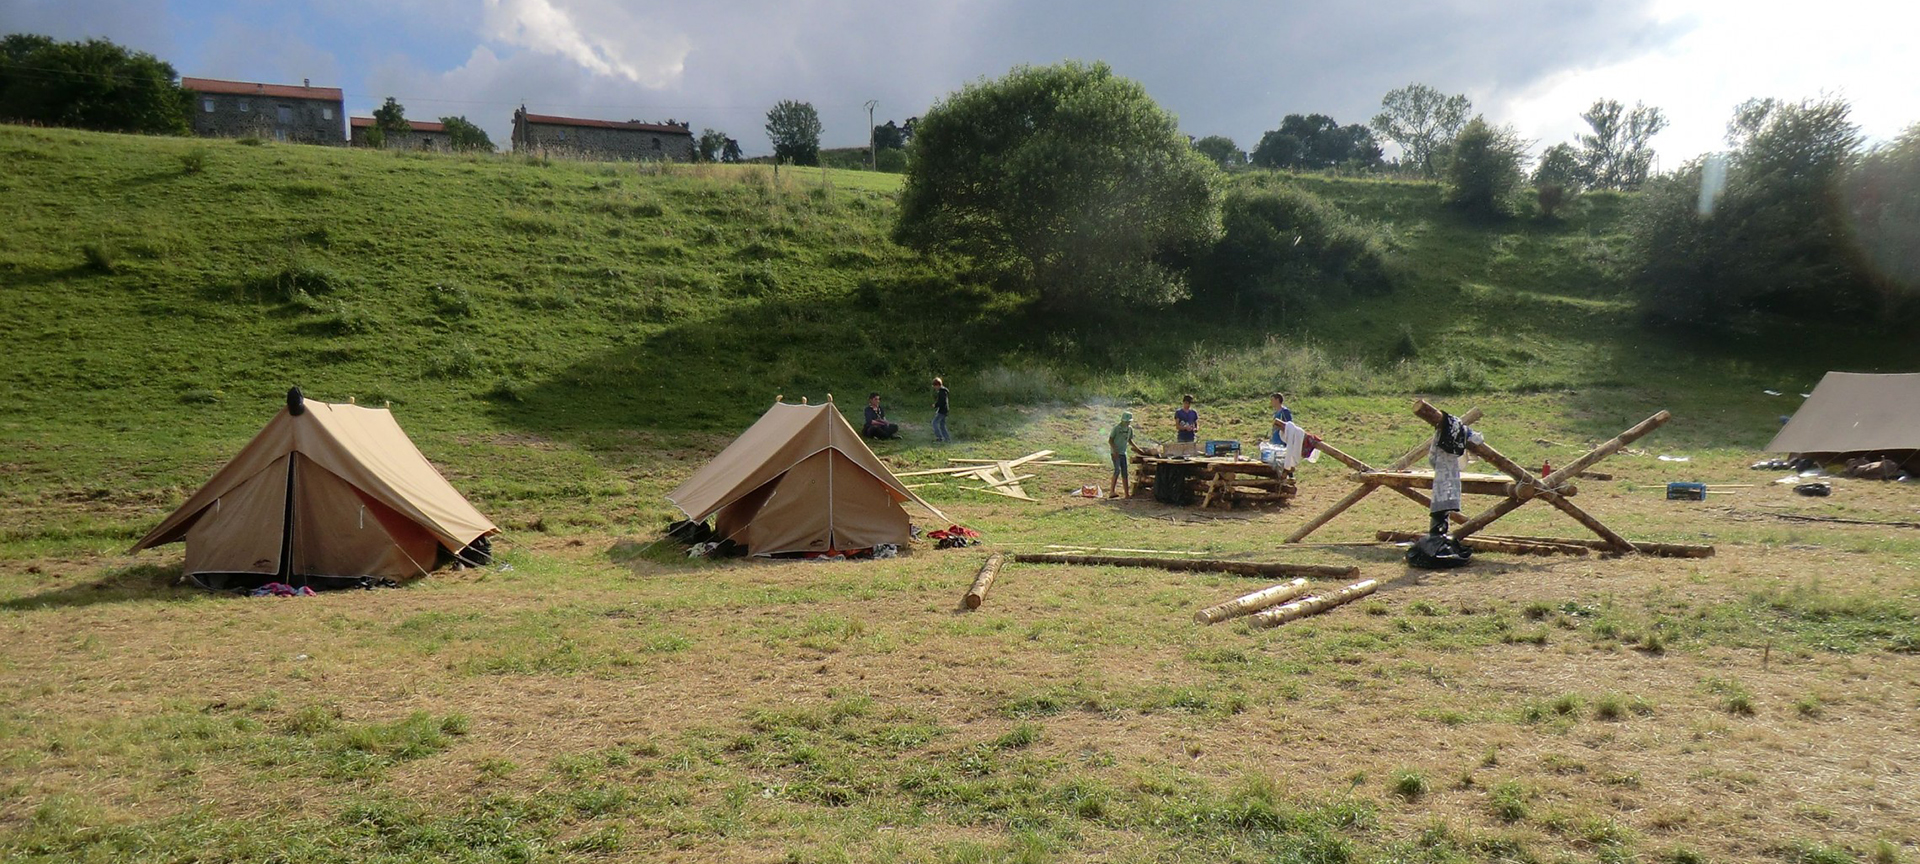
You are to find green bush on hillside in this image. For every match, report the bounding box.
[1196,182,1395,308]
[1444,117,1529,220]
[895,61,1220,312]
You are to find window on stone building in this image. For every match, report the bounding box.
[202,98,215,113]
[652,138,662,150]
[277,106,293,124]
[239,99,250,112]
[322,107,333,120]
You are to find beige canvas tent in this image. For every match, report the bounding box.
[667,400,946,555]
[132,391,498,588]
[1768,371,1920,471]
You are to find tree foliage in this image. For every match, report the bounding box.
[1576,99,1667,190]
[1370,84,1471,178]
[1443,117,1529,220]
[372,97,409,141]
[895,61,1221,310]
[1532,142,1583,219]
[720,137,743,163]
[1627,97,1895,327]
[764,99,822,165]
[1251,114,1382,171]
[1192,135,1245,170]
[695,128,728,161]
[1198,182,1395,310]
[1841,125,1920,315]
[872,118,915,151]
[0,33,188,134]
[438,115,493,152]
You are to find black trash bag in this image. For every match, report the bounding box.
[457,534,493,567]
[1406,534,1473,569]
[1153,462,1196,506]
[667,519,715,545]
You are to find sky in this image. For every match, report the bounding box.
[4,0,1915,163]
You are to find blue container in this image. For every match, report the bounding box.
[1204,440,1241,457]
[1666,481,1706,501]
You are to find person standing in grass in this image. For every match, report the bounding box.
[1109,411,1146,498]
[1174,394,1199,444]
[931,376,951,443]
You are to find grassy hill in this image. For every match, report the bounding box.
[4,126,1920,863]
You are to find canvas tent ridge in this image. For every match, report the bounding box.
[666,401,946,555]
[132,389,498,589]
[1767,371,1920,472]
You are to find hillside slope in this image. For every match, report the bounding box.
[2,125,1914,554]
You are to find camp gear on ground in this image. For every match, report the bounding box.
[666,401,945,556]
[1666,481,1708,501]
[1794,482,1832,497]
[130,392,498,590]
[1204,440,1240,457]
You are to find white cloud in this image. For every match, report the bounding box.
[481,0,689,87]
[1497,0,1920,164]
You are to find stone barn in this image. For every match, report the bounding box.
[183,77,344,144]
[349,117,452,150]
[511,107,695,162]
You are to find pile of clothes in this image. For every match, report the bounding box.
[928,524,982,549]
[249,583,317,597]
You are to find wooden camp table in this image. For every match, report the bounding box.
[1130,454,1296,509]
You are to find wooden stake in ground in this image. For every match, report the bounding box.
[1012,553,1357,580]
[1250,579,1379,628]
[964,552,1006,610]
[1193,578,1311,625]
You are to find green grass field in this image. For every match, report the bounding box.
[4,126,1920,863]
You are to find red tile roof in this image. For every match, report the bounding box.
[181,77,344,101]
[349,117,446,132]
[518,112,690,135]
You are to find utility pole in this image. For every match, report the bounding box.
[864,99,878,170]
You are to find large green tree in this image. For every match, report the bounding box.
[1370,84,1472,177]
[1842,125,1920,317]
[1629,97,1877,326]
[438,115,493,152]
[764,99,821,165]
[895,61,1220,310]
[0,34,188,134]
[1193,134,1245,170]
[1576,98,1667,190]
[372,97,409,142]
[1251,114,1381,170]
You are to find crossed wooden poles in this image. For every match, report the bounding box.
[1287,400,1694,556]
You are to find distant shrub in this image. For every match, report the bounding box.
[1445,117,1529,220]
[427,343,485,379]
[178,388,222,404]
[81,243,116,274]
[234,136,265,147]
[1197,182,1396,309]
[428,284,475,318]
[733,264,779,296]
[315,299,374,335]
[1392,770,1429,800]
[246,261,349,302]
[179,148,209,175]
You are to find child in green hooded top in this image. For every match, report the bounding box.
[1109,411,1148,498]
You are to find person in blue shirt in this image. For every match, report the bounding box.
[1173,395,1199,443]
[1269,392,1293,446]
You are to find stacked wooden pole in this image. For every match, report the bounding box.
[1193,578,1311,624]
[1012,553,1356,580]
[1249,579,1379,628]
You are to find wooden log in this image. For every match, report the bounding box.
[1450,496,1527,539]
[1012,553,1358,580]
[1286,484,1377,543]
[980,473,1037,488]
[1250,579,1379,628]
[1477,534,1716,558]
[1311,440,1372,474]
[1411,400,1552,493]
[1540,494,1636,552]
[964,552,1006,609]
[1194,578,1311,624]
[1539,411,1671,488]
[960,485,1034,501]
[1374,530,1590,556]
[1353,472,1540,497]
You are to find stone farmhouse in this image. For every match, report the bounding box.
[348,117,452,150]
[182,77,344,144]
[511,106,695,162]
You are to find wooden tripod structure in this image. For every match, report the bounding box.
[1286,400,1712,558]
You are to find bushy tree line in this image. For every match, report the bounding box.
[0,33,188,134]
[1628,98,1918,328]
